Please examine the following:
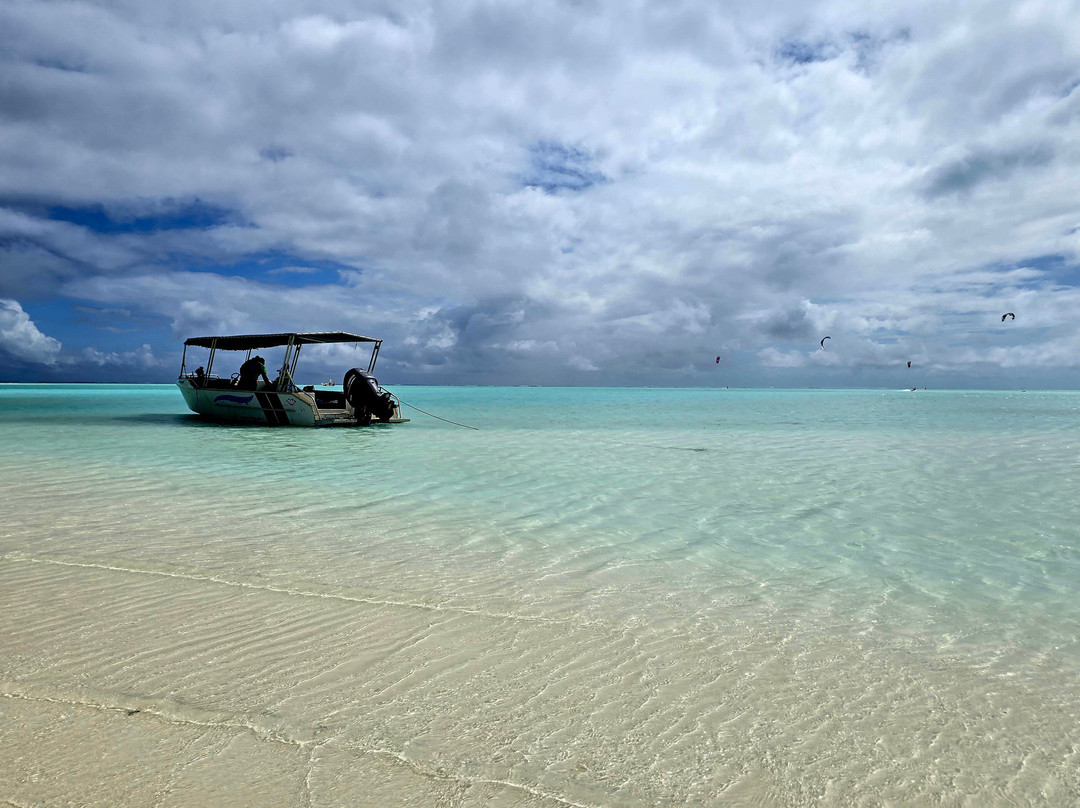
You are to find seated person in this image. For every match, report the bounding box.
[271,372,295,393]
[192,366,206,386]
[236,355,270,389]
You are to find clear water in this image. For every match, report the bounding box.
[2,384,1080,805]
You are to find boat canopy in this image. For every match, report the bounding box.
[184,332,380,350]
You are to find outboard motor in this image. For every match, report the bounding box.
[343,368,396,424]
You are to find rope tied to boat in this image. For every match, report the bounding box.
[386,391,479,430]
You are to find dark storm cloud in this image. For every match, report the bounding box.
[923,144,1055,198]
[754,304,816,341]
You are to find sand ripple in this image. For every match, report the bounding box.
[2,553,1079,806]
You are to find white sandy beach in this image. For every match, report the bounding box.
[3,534,1079,806]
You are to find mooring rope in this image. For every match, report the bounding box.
[387,391,479,430]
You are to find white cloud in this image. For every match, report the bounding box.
[758,347,809,368]
[0,299,63,365]
[494,339,559,354]
[567,354,599,371]
[2,0,1080,385]
[79,342,160,368]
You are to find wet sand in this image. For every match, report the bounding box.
[3,548,1079,807]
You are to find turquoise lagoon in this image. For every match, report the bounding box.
[1,385,1079,805]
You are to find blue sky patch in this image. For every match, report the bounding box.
[1015,253,1080,288]
[776,38,837,65]
[521,141,607,194]
[259,147,293,162]
[22,298,169,355]
[188,252,359,287]
[47,199,240,234]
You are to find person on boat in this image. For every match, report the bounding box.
[271,369,295,393]
[237,355,270,389]
[193,366,206,385]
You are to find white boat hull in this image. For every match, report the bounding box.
[177,380,406,426]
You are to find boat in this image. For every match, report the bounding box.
[176,331,408,426]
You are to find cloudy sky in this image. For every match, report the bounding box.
[2,0,1080,387]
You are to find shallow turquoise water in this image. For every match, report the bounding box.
[4,384,1078,660]
[3,384,1080,803]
